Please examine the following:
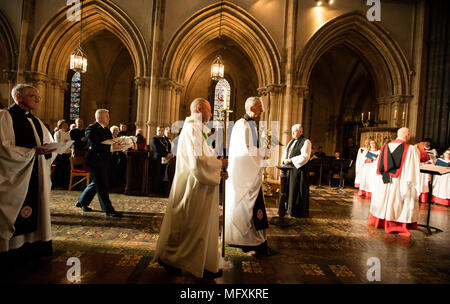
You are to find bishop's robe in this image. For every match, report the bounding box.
[0,106,55,254]
[225,117,269,247]
[368,138,420,237]
[153,114,222,278]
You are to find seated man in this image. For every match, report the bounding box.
[328,151,346,188]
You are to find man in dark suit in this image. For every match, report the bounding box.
[75,109,122,217]
[150,126,173,196]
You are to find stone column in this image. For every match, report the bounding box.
[172,84,183,124]
[3,70,16,107]
[16,0,34,84]
[147,0,165,141]
[134,76,150,136]
[26,71,49,121]
[50,79,67,127]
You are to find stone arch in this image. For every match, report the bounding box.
[27,0,149,124]
[30,0,149,81]
[0,10,18,71]
[296,12,411,99]
[162,1,281,88]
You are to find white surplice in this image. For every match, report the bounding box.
[225,118,266,247]
[370,140,421,223]
[0,109,56,252]
[358,150,379,193]
[432,158,450,205]
[354,147,368,187]
[153,114,222,278]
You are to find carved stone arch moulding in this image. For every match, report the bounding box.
[29,0,149,83]
[162,0,281,90]
[295,12,411,100]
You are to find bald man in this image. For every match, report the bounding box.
[368,127,421,237]
[154,98,228,278]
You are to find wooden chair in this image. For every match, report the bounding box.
[68,155,91,191]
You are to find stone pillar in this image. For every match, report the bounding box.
[134,76,150,137]
[147,0,165,142]
[3,70,16,107]
[26,71,49,121]
[173,84,183,124]
[49,79,67,127]
[295,86,310,136]
[16,0,34,84]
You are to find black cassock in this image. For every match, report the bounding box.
[285,136,310,218]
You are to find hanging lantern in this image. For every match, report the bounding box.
[70,47,87,73]
[211,55,224,81]
[69,0,87,73]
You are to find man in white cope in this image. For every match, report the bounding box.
[280,124,312,218]
[0,84,56,268]
[154,98,228,278]
[225,96,278,256]
[368,127,421,237]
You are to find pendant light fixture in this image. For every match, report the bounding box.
[70,0,87,73]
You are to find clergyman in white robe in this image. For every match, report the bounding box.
[368,128,420,237]
[0,106,56,255]
[153,112,223,278]
[225,117,267,247]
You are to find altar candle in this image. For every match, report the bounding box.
[368,112,371,120]
[361,113,364,121]
[394,110,397,119]
[402,111,405,120]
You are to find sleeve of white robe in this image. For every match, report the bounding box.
[399,145,421,202]
[0,110,55,240]
[291,139,311,169]
[183,120,222,186]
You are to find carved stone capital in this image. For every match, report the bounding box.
[293,85,309,98]
[2,69,16,82]
[134,76,150,89]
[25,71,49,85]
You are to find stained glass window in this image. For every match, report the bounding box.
[70,72,81,120]
[213,78,230,128]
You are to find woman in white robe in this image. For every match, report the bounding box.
[431,149,450,206]
[358,140,379,198]
[354,139,369,189]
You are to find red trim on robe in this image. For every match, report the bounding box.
[354,184,360,188]
[419,192,429,203]
[368,213,418,237]
[358,190,371,198]
[431,196,450,206]
[364,158,374,163]
[418,148,430,163]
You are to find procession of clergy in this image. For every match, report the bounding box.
[1,84,449,279]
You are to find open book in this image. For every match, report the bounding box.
[420,164,450,175]
[102,136,137,151]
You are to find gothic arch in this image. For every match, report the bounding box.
[30,0,149,82]
[0,10,18,71]
[296,12,411,98]
[162,1,281,88]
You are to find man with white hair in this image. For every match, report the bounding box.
[281,124,311,218]
[225,96,278,256]
[75,109,122,217]
[0,84,56,266]
[368,127,421,237]
[154,98,228,278]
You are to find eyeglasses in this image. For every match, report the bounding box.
[26,94,41,100]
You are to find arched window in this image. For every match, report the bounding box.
[70,72,81,120]
[213,78,231,128]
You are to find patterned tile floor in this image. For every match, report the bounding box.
[3,186,450,285]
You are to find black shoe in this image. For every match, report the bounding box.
[105,211,122,217]
[158,258,182,275]
[75,202,93,212]
[255,244,279,257]
[203,269,223,278]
